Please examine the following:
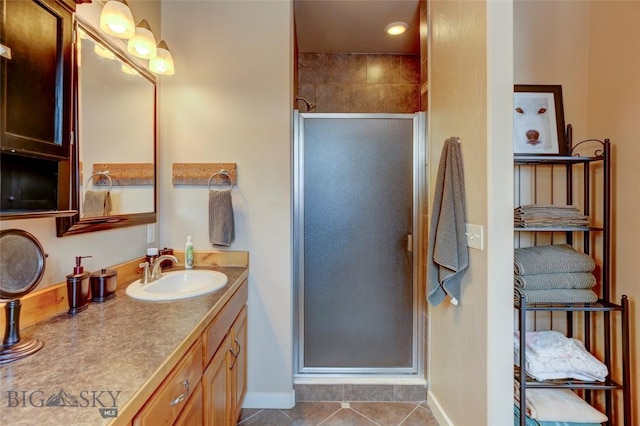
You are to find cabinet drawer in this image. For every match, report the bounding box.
[134,339,204,426]
[204,280,247,364]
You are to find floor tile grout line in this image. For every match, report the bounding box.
[348,407,385,426]
[237,409,264,424]
[398,403,421,426]
[350,401,420,426]
[317,407,345,426]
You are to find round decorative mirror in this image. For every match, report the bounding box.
[0,229,46,364]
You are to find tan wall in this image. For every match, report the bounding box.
[297,53,420,113]
[427,1,514,424]
[159,0,295,408]
[587,1,640,422]
[514,0,639,423]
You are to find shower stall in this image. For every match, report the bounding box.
[293,112,426,378]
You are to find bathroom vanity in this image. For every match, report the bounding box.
[0,252,248,426]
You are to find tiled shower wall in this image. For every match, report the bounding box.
[297,53,421,113]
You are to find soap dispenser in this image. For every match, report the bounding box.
[67,256,92,315]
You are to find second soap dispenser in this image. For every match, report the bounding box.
[67,256,91,315]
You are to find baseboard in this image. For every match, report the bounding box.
[427,390,454,426]
[242,390,296,409]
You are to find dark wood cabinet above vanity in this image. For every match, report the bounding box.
[1,0,75,160]
[0,0,80,218]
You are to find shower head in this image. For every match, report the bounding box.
[295,96,316,112]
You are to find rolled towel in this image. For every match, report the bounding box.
[209,189,235,246]
[514,272,596,290]
[522,289,598,304]
[514,244,595,275]
[82,190,112,217]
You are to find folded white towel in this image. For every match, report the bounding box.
[514,331,608,382]
[514,385,607,423]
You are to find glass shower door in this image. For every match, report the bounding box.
[295,113,419,374]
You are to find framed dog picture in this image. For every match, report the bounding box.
[513,85,567,155]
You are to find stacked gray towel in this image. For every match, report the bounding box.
[514,244,598,303]
[514,204,589,228]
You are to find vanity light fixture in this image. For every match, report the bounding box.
[149,40,175,75]
[385,21,409,36]
[127,19,157,60]
[121,63,139,75]
[99,0,135,39]
[94,43,116,60]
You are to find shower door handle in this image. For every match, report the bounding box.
[407,234,413,252]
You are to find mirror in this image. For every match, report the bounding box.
[57,17,157,236]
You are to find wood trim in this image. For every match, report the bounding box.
[91,163,154,186]
[172,163,237,186]
[170,250,249,268]
[0,256,144,331]
[0,251,248,332]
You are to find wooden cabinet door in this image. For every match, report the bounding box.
[229,306,247,424]
[1,0,73,159]
[203,333,232,426]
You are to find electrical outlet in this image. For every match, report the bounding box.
[147,224,155,244]
[465,223,484,251]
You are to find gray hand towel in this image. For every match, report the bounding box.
[209,189,235,246]
[427,137,469,306]
[82,190,112,218]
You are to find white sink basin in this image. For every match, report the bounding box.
[125,270,228,301]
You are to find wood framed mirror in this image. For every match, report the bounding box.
[57,16,157,236]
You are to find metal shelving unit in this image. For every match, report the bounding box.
[514,139,631,426]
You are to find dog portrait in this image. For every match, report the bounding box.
[514,85,566,155]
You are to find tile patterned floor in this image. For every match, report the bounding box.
[237,401,439,426]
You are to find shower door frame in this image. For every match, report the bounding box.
[293,112,427,377]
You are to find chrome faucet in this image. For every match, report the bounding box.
[150,255,179,281]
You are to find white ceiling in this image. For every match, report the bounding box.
[294,0,420,55]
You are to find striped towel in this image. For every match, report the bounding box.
[209,190,235,246]
[522,289,598,304]
[427,137,468,306]
[514,244,595,275]
[514,272,596,290]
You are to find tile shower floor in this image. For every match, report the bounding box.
[237,401,440,425]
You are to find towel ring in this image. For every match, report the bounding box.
[207,169,235,190]
[87,171,113,191]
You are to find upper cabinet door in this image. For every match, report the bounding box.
[1,0,73,160]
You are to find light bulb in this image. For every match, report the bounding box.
[127,20,157,60]
[385,22,409,36]
[149,40,175,76]
[99,0,135,39]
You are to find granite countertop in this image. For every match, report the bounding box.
[0,265,248,425]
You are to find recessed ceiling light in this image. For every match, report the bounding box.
[385,22,409,36]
